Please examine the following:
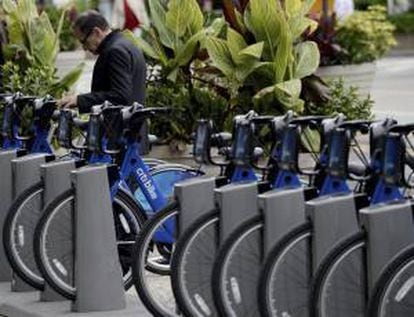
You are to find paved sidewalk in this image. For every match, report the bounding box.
[0,282,151,317]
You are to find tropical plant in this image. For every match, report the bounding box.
[2,0,83,97]
[146,81,229,143]
[208,0,320,113]
[45,6,78,52]
[206,28,264,106]
[306,78,373,120]
[336,5,396,64]
[128,0,207,82]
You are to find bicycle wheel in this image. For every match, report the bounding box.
[368,246,414,317]
[259,223,312,317]
[3,181,45,290]
[132,201,180,317]
[311,232,367,317]
[171,209,220,317]
[212,215,263,317]
[34,188,145,300]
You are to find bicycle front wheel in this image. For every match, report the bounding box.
[311,231,367,317]
[171,209,220,317]
[3,181,45,290]
[212,215,263,317]
[34,188,145,300]
[368,246,414,317]
[259,223,312,317]
[132,201,179,317]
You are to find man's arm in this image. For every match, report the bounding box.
[77,48,134,113]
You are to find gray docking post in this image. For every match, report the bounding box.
[11,153,52,292]
[39,159,77,302]
[0,150,18,282]
[71,165,125,312]
[360,201,414,293]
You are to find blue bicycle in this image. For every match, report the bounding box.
[3,101,200,300]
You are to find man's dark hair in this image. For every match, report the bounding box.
[73,10,109,35]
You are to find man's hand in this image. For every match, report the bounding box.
[57,95,78,108]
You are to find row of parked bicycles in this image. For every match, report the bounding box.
[1,92,414,317]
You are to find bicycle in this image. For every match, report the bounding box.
[131,111,283,317]
[210,114,348,317]
[310,122,414,317]
[4,102,199,299]
[168,114,334,317]
[258,119,396,317]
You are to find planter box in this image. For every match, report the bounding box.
[315,62,377,97]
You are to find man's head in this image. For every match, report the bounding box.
[73,10,111,54]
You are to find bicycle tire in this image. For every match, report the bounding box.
[132,201,180,317]
[259,222,312,317]
[310,231,367,317]
[212,215,263,317]
[3,181,45,290]
[34,188,146,300]
[171,209,220,317]
[368,246,414,317]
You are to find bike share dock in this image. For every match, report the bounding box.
[0,164,152,317]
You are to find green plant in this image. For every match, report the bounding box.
[207,0,320,113]
[306,79,373,120]
[128,0,206,82]
[2,0,83,97]
[45,6,78,52]
[388,11,414,34]
[146,82,229,143]
[336,5,396,64]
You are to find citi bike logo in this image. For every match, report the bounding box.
[137,168,158,200]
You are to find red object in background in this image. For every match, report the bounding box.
[123,0,140,30]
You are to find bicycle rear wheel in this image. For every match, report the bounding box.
[311,232,367,317]
[132,202,179,317]
[3,181,45,290]
[34,188,145,300]
[368,246,414,317]
[212,215,263,317]
[259,223,312,317]
[171,209,220,317]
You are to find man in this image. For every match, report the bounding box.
[58,10,146,113]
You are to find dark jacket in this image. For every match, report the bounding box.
[77,30,146,113]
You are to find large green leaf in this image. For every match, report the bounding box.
[274,79,302,99]
[273,23,292,83]
[148,0,175,49]
[285,0,302,17]
[289,16,318,40]
[187,0,204,35]
[244,0,282,60]
[123,29,160,61]
[2,0,16,14]
[234,59,263,84]
[227,28,247,63]
[174,30,205,67]
[166,0,188,38]
[293,41,320,79]
[30,13,58,68]
[238,42,264,60]
[206,36,235,81]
